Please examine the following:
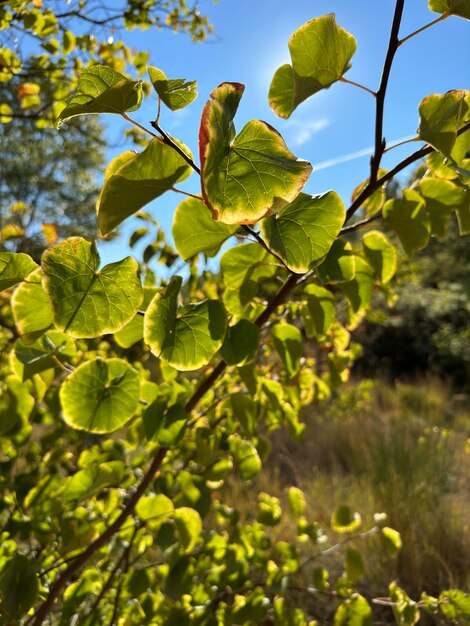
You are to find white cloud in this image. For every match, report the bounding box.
[286,118,330,146]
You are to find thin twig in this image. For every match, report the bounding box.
[242,225,288,268]
[121,113,158,139]
[339,77,376,97]
[398,12,450,46]
[170,186,203,201]
[341,212,382,234]
[150,120,201,175]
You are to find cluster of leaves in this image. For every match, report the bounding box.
[1,2,470,625]
[0,0,213,126]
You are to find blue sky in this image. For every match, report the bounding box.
[99,0,469,263]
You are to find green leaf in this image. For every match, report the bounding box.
[219,319,260,366]
[136,494,174,523]
[97,138,193,235]
[143,401,188,447]
[63,461,125,505]
[318,238,356,284]
[200,82,312,224]
[428,0,470,19]
[381,527,402,557]
[339,257,374,326]
[148,66,197,110]
[144,276,227,371]
[456,190,470,235]
[418,177,466,237]
[389,582,420,626]
[334,595,372,626]
[221,243,278,322]
[59,357,140,433]
[114,286,157,348]
[361,230,397,284]
[42,237,143,338]
[231,392,258,436]
[11,267,53,337]
[439,590,470,622]
[172,197,238,260]
[14,330,76,380]
[269,14,357,118]
[351,170,388,218]
[418,90,469,158]
[383,190,430,256]
[0,252,37,291]
[271,323,302,379]
[228,435,262,480]
[345,548,365,583]
[331,504,361,533]
[287,486,306,517]
[173,507,202,552]
[0,554,39,619]
[303,283,335,338]
[57,65,143,126]
[260,191,345,273]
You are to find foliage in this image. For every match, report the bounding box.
[0,0,213,124]
[0,74,106,258]
[0,3,470,625]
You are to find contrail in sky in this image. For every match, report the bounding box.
[313,135,417,172]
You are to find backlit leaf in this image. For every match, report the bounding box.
[418,177,466,237]
[221,243,278,322]
[42,237,143,338]
[148,66,197,110]
[136,494,174,522]
[0,252,37,291]
[269,14,356,118]
[331,504,362,533]
[428,0,470,19]
[59,357,140,433]
[0,554,39,619]
[14,330,76,380]
[57,65,143,126]
[97,138,193,235]
[144,275,227,371]
[303,283,335,338]
[200,82,312,224]
[228,435,262,480]
[173,507,202,552]
[63,461,125,505]
[381,527,402,557]
[334,595,372,626]
[339,257,374,326]
[172,196,238,260]
[260,191,345,273]
[318,238,356,284]
[143,401,188,447]
[361,230,397,284]
[418,90,469,158]
[114,286,157,348]
[219,319,260,366]
[11,267,52,336]
[383,190,430,256]
[271,323,302,379]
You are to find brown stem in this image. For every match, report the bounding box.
[398,12,450,46]
[150,120,201,175]
[370,0,405,185]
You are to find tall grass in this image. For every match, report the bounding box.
[229,377,470,618]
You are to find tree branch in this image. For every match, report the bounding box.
[370,0,405,184]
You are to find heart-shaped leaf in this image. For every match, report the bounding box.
[42,237,143,338]
[57,65,142,126]
[172,197,238,260]
[0,253,37,291]
[269,14,356,118]
[260,191,345,273]
[144,276,227,371]
[383,190,430,256]
[200,82,312,224]
[219,319,260,366]
[148,66,197,111]
[271,323,302,379]
[60,357,140,433]
[98,138,193,235]
[418,90,470,158]
[339,257,374,327]
[361,230,397,284]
